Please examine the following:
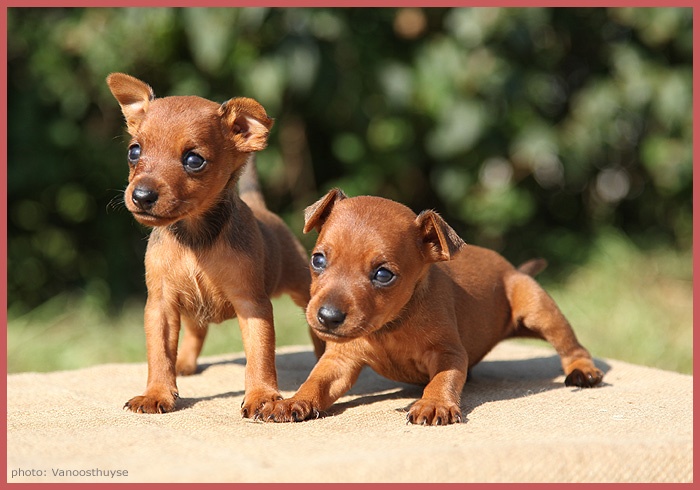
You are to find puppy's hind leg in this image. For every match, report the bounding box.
[176,315,208,376]
[505,273,603,387]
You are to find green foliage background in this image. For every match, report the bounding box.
[6,8,693,372]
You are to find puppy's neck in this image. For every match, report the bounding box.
[168,185,239,250]
[376,264,433,335]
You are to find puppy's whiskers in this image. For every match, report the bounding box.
[106,191,127,213]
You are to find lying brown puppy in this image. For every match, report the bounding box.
[259,189,603,425]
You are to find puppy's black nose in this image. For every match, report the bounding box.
[317,305,346,329]
[131,186,159,210]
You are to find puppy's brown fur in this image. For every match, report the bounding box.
[260,189,603,425]
[107,73,322,417]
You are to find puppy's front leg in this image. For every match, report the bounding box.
[259,348,364,422]
[237,297,283,418]
[407,350,467,425]
[124,296,181,413]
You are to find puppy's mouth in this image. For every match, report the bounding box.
[312,326,353,341]
[130,210,181,227]
[125,199,187,227]
[314,330,342,341]
[314,328,366,345]
[308,317,376,342]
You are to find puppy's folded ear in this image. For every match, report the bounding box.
[415,210,466,262]
[106,73,155,134]
[219,97,274,153]
[303,188,347,234]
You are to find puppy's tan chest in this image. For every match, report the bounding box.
[148,246,237,324]
[371,356,431,385]
[364,341,432,386]
[176,265,236,324]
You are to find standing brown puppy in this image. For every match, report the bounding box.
[259,189,603,425]
[107,73,322,417]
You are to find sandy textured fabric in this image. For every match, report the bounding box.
[6,341,692,483]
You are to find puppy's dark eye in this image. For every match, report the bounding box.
[372,267,396,287]
[311,253,327,272]
[127,144,141,165]
[183,151,207,172]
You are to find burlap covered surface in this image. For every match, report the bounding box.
[6,341,692,483]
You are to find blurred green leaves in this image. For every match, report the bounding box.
[7,7,692,314]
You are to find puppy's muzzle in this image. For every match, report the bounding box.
[316,305,346,329]
[131,185,159,211]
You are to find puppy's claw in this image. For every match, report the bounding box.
[241,390,284,419]
[407,399,462,426]
[256,399,320,423]
[565,369,584,387]
[124,394,176,414]
[565,368,603,388]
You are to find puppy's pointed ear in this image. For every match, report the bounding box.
[219,97,274,153]
[415,210,465,262]
[303,188,347,234]
[106,73,155,134]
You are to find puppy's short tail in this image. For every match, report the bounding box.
[517,258,548,277]
[238,154,266,209]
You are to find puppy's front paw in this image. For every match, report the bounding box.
[407,399,462,426]
[240,388,282,419]
[564,359,604,388]
[565,368,604,387]
[257,398,320,422]
[124,390,178,414]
